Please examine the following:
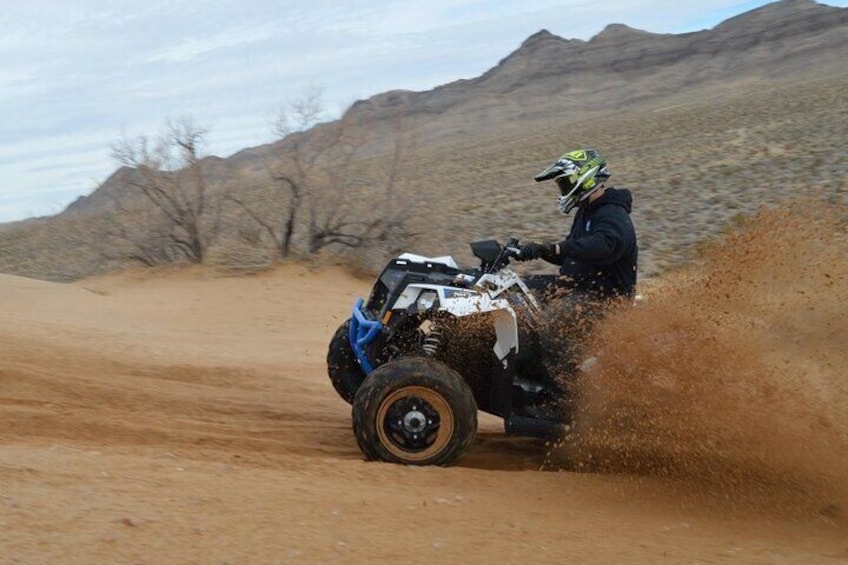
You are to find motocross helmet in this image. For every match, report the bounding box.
[534,148,611,214]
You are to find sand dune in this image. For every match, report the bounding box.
[1,259,846,563]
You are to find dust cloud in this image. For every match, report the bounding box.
[558,198,848,517]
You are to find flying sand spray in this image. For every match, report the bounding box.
[549,197,848,519]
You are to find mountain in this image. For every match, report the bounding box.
[5,0,848,281]
[65,0,847,218]
[345,0,846,124]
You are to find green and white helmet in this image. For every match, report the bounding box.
[534,148,611,214]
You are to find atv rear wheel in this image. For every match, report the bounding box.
[352,357,477,466]
[326,320,367,404]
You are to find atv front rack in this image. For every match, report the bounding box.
[349,298,382,374]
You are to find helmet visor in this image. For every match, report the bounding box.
[555,174,578,196]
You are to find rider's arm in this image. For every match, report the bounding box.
[541,246,564,266]
[559,212,631,265]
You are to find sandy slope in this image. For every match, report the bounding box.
[1,265,846,564]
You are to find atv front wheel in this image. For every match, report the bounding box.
[352,357,477,466]
[326,320,367,404]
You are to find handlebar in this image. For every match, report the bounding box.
[470,237,524,274]
[503,238,522,260]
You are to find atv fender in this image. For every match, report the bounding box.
[491,309,518,366]
[391,284,520,364]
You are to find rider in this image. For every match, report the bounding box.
[510,148,638,418]
[516,148,638,302]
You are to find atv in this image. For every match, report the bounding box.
[327,239,573,466]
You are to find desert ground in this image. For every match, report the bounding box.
[2,245,846,563]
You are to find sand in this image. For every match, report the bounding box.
[1,242,846,562]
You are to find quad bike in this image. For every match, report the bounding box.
[326,239,576,466]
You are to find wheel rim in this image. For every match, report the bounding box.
[376,386,454,462]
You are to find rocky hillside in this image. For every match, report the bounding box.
[1,0,846,281]
[344,0,847,131]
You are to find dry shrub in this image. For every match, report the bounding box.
[204,239,275,275]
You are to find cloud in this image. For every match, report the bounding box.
[142,26,276,64]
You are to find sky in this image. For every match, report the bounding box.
[2,0,845,223]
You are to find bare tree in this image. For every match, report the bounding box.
[368,110,418,245]
[108,116,221,264]
[100,196,184,266]
[242,89,417,257]
[226,87,328,258]
[270,85,325,139]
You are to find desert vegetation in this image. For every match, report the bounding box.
[0,72,845,282]
[224,91,419,266]
[107,117,223,266]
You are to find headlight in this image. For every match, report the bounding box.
[416,290,438,311]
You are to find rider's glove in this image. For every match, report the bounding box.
[518,241,555,261]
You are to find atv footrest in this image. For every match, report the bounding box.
[504,414,564,440]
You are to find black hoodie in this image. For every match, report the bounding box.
[550,187,638,298]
